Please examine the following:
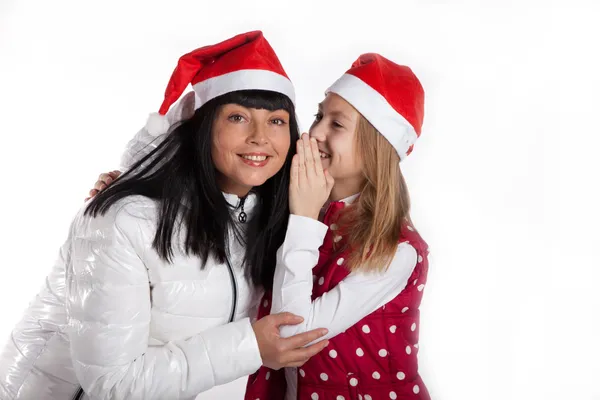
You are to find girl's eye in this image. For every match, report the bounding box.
[313,112,323,122]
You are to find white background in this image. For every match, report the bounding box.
[1,1,599,399]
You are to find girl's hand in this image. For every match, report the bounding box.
[289,133,334,219]
[85,170,121,201]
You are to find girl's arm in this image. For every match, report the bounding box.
[118,91,195,171]
[271,214,417,340]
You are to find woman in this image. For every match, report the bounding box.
[0,31,328,400]
[246,53,431,399]
[87,53,431,400]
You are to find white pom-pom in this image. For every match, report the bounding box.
[145,112,170,137]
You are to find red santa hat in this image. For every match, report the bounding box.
[145,30,295,136]
[326,53,424,161]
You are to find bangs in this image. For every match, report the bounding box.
[215,89,294,112]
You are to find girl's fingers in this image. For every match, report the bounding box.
[296,139,307,186]
[290,154,299,186]
[310,137,324,178]
[302,134,314,179]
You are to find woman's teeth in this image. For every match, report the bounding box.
[242,155,267,161]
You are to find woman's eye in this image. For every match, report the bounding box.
[271,118,287,126]
[333,121,343,128]
[314,113,323,122]
[228,114,245,123]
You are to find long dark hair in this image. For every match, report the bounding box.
[85,90,297,291]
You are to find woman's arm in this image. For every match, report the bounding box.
[0,239,79,399]
[66,203,262,400]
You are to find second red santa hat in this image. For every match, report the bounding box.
[326,53,425,161]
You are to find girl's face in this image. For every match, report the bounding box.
[211,103,291,197]
[309,93,365,197]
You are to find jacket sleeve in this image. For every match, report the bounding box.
[118,91,196,171]
[0,239,80,400]
[66,203,263,400]
[272,215,418,340]
[117,126,162,172]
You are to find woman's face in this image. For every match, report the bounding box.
[309,93,364,191]
[211,103,291,197]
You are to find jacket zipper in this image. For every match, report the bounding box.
[227,195,245,321]
[225,256,238,323]
[72,387,83,400]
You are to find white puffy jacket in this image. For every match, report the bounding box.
[0,92,266,399]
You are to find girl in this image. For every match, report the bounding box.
[246,53,430,399]
[0,31,329,400]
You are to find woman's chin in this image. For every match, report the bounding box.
[219,174,270,195]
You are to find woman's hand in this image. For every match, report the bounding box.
[85,170,121,201]
[289,133,334,220]
[252,312,329,369]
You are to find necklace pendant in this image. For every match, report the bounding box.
[238,211,247,223]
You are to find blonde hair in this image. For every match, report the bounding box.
[336,115,412,272]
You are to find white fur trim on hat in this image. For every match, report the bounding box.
[192,69,295,109]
